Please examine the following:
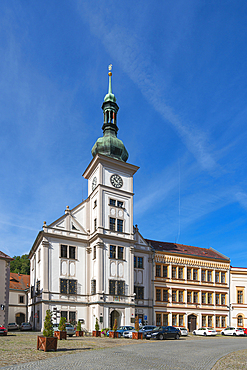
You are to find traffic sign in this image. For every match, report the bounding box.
[34,313,38,318]
[144,315,147,321]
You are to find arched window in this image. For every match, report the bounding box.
[237,315,243,327]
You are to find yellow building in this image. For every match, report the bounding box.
[147,239,230,332]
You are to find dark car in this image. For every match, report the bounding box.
[139,325,157,338]
[146,326,181,340]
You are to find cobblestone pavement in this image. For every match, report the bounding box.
[2,337,247,370]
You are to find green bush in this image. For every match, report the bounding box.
[43,310,53,337]
[95,318,99,331]
[76,321,82,331]
[58,316,66,331]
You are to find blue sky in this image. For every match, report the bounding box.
[1,0,247,266]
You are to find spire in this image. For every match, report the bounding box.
[91,65,129,162]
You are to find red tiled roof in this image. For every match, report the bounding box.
[0,251,13,260]
[145,239,230,261]
[9,273,30,290]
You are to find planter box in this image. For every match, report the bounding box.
[92,330,101,337]
[54,330,67,340]
[76,330,84,337]
[132,332,143,340]
[37,336,57,352]
[109,331,119,338]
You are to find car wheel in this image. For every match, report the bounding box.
[69,335,73,337]
[233,333,236,336]
[204,332,207,336]
[221,332,224,335]
[158,333,163,340]
[193,331,196,335]
[175,334,179,340]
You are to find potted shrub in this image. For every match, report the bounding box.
[109,318,119,338]
[132,316,143,340]
[54,316,67,340]
[76,320,84,337]
[37,309,58,352]
[92,318,101,337]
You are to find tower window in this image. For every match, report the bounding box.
[110,199,116,206]
[93,246,96,259]
[69,246,76,259]
[117,219,123,232]
[61,245,67,258]
[109,218,115,231]
[110,245,116,259]
[117,201,123,208]
[118,246,124,260]
[91,280,96,295]
[94,218,97,231]
[109,280,125,296]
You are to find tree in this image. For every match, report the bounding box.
[135,316,139,332]
[43,310,53,337]
[95,318,99,331]
[10,254,30,275]
[58,317,66,331]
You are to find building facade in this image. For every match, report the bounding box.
[230,267,247,328]
[8,273,29,326]
[0,251,12,328]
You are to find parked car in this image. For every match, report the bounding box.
[8,322,19,330]
[107,326,134,337]
[122,329,136,338]
[20,322,32,331]
[146,326,180,340]
[0,325,7,336]
[65,323,75,337]
[242,328,247,335]
[175,327,188,336]
[221,327,245,336]
[139,325,157,338]
[193,327,217,336]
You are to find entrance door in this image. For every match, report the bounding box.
[110,310,120,329]
[188,315,197,332]
[16,312,25,326]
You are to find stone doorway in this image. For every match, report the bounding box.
[16,312,25,326]
[188,314,197,332]
[110,310,120,329]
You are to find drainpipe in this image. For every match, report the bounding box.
[228,266,231,326]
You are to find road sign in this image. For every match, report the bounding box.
[144,315,147,321]
[34,313,38,318]
[139,318,142,324]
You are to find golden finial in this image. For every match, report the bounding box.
[108,64,112,76]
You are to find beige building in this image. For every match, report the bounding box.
[9,273,30,326]
[0,251,13,328]
[230,267,247,328]
[150,240,230,332]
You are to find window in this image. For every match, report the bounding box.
[238,315,243,327]
[172,314,177,326]
[202,292,206,304]
[221,272,226,283]
[156,265,161,277]
[193,291,198,303]
[163,265,168,278]
[187,268,192,280]
[110,245,116,259]
[178,267,183,279]
[221,317,226,327]
[117,201,123,208]
[94,218,97,231]
[215,271,220,283]
[110,218,115,231]
[117,219,123,232]
[61,245,67,258]
[207,271,212,282]
[179,314,184,326]
[137,257,143,268]
[93,246,96,259]
[109,280,125,296]
[193,269,198,281]
[237,290,243,304]
[36,280,40,295]
[208,316,212,327]
[208,293,212,304]
[37,310,40,323]
[19,296,24,304]
[201,270,206,282]
[216,316,220,328]
[179,290,183,302]
[172,266,177,279]
[69,311,76,324]
[94,200,97,208]
[134,286,144,299]
[61,311,68,320]
[60,279,77,295]
[187,291,192,303]
[60,245,76,259]
[163,289,169,302]
[91,280,96,294]
[202,315,206,327]
[221,294,226,305]
[110,199,116,206]
[216,293,220,305]
[38,249,41,263]
[172,290,177,302]
[156,314,161,326]
[118,246,124,260]
[134,256,136,268]
[156,289,161,301]
[163,314,168,326]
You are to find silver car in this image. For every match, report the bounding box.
[176,327,188,336]
[65,323,75,337]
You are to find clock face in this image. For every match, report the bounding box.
[110,174,123,188]
[92,176,97,191]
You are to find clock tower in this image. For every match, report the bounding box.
[83,66,139,328]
